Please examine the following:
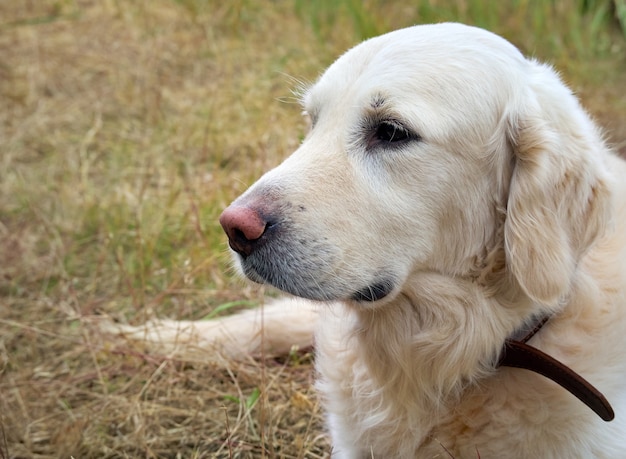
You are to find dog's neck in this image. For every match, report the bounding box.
[351,276,614,422]
[498,312,614,421]
[467,240,614,421]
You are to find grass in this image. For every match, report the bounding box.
[0,1,624,457]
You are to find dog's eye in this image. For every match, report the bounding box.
[369,120,414,148]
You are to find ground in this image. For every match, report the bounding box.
[0,1,624,458]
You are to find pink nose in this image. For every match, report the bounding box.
[219,206,268,257]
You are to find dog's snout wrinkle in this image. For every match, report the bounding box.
[219,206,268,257]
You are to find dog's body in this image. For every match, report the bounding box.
[124,24,626,457]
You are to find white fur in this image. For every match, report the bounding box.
[116,24,626,458]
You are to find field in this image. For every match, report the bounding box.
[1,1,625,457]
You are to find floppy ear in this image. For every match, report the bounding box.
[504,65,612,305]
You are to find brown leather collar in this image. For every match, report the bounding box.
[497,313,615,421]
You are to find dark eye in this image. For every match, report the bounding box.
[368,120,415,149]
[376,121,408,142]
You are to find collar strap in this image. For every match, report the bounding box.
[497,314,615,422]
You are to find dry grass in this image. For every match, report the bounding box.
[0,1,624,458]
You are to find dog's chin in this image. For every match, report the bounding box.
[238,259,339,301]
[241,264,396,305]
[236,254,396,304]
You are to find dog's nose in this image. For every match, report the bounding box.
[219,205,268,257]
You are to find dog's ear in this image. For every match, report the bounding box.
[504,65,612,305]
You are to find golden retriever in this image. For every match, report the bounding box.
[119,23,626,458]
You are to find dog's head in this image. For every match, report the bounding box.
[220,23,611,307]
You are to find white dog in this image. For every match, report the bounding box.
[122,24,626,458]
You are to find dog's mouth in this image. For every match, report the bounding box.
[238,252,396,304]
[238,253,344,301]
[350,280,395,302]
